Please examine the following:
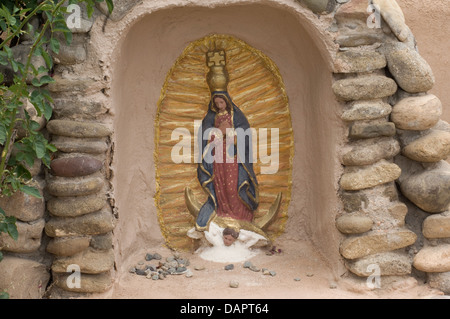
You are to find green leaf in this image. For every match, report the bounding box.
[0,291,9,299]
[6,221,18,241]
[20,185,42,199]
[33,138,46,159]
[50,37,60,54]
[0,123,6,145]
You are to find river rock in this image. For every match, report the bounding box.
[345,251,412,276]
[46,236,91,256]
[52,98,108,120]
[340,229,417,259]
[341,100,392,122]
[47,193,106,217]
[340,160,401,191]
[341,137,400,166]
[402,130,450,163]
[335,50,387,73]
[383,42,435,93]
[46,176,104,197]
[51,136,109,154]
[428,272,450,294]
[398,166,450,213]
[47,75,104,94]
[45,209,115,237]
[422,212,450,239]
[51,156,103,177]
[391,94,442,131]
[0,186,45,222]
[54,271,112,293]
[52,247,114,274]
[47,119,112,138]
[413,244,450,273]
[336,213,373,234]
[332,75,397,101]
[0,256,50,299]
[349,121,396,139]
[0,219,45,253]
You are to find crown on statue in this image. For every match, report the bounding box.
[206,50,229,92]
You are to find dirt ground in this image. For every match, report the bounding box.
[88,239,445,300]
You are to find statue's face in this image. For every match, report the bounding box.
[214,97,227,111]
[223,234,236,246]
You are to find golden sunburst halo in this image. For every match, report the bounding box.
[155,34,293,251]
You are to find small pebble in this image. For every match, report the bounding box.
[152,274,159,280]
[269,270,276,277]
[194,265,205,271]
[224,264,234,271]
[306,272,314,277]
[249,265,260,272]
[329,282,337,289]
[135,269,146,276]
[229,280,239,288]
[294,277,301,282]
[243,261,252,268]
[145,253,153,261]
[176,266,187,273]
[153,253,162,260]
[185,270,193,278]
[128,267,136,273]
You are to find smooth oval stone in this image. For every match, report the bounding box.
[47,119,112,138]
[51,156,103,177]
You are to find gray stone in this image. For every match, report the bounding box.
[47,120,112,138]
[349,121,396,139]
[45,209,115,237]
[47,193,106,217]
[423,212,450,239]
[341,100,392,122]
[341,137,400,166]
[372,0,410,42]
[383,42,435,93]
[298,0,336,13]
[402,130,450,163]
[47,75,104,94]
[345,251,412,276]
[428,272,450,295]
[0,256,50,299]
[52,33,87,65]
[336,33,385,48]
[336,213,373,234]
[96,0,140,22]
[229,280,239,288]
[340,160,402,191]
[0,218,45,253]
[52,247,114,274]
[46,176,104,197]
[398,166,450,213]
[52,98,108,120]
[46,236,91,256]
[332,75,398,101]
[391,94,442,131]
[413,244,450,273]
[339,229,417,259]
[335,50,387,73]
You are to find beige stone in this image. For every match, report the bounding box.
[341,100,392,122]
[47,75,104,94]
[335,50,387,73]
[336,213,373,234]
[0,219,45,253]
[0,187,45,222]
[51,136,109,154]
[52,247,115,274]
[340,229,417,259]
[332,75,398,101]
[422,212,450,239]
[340,160,402,191]
[46,236,91,256]
[391,94,442,131]
[402,130,450,163]
[427,272,450,294]
[0,256,50,299]
[372,0,409,41]
[345,251,412,276]
[388,202,408,226]
[47,119,112,138]
[53,271,112,293]
[413,245,450,273]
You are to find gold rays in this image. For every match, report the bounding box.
[155,34,293,251]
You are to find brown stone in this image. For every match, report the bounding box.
[402,130,450,163]
[51,156,103,177]
[46,236,91,256]
[0,186,44,222]
[0,256,50,299]
[349,122,396,139]
[51,136,109,154]
[0,219,45,253]
[340,229,417,260]
[45,209,115,238]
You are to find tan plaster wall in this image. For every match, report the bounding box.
[108,2,345,274]
[397,0,450,123]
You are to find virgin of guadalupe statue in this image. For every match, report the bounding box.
[185,50,281,259]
